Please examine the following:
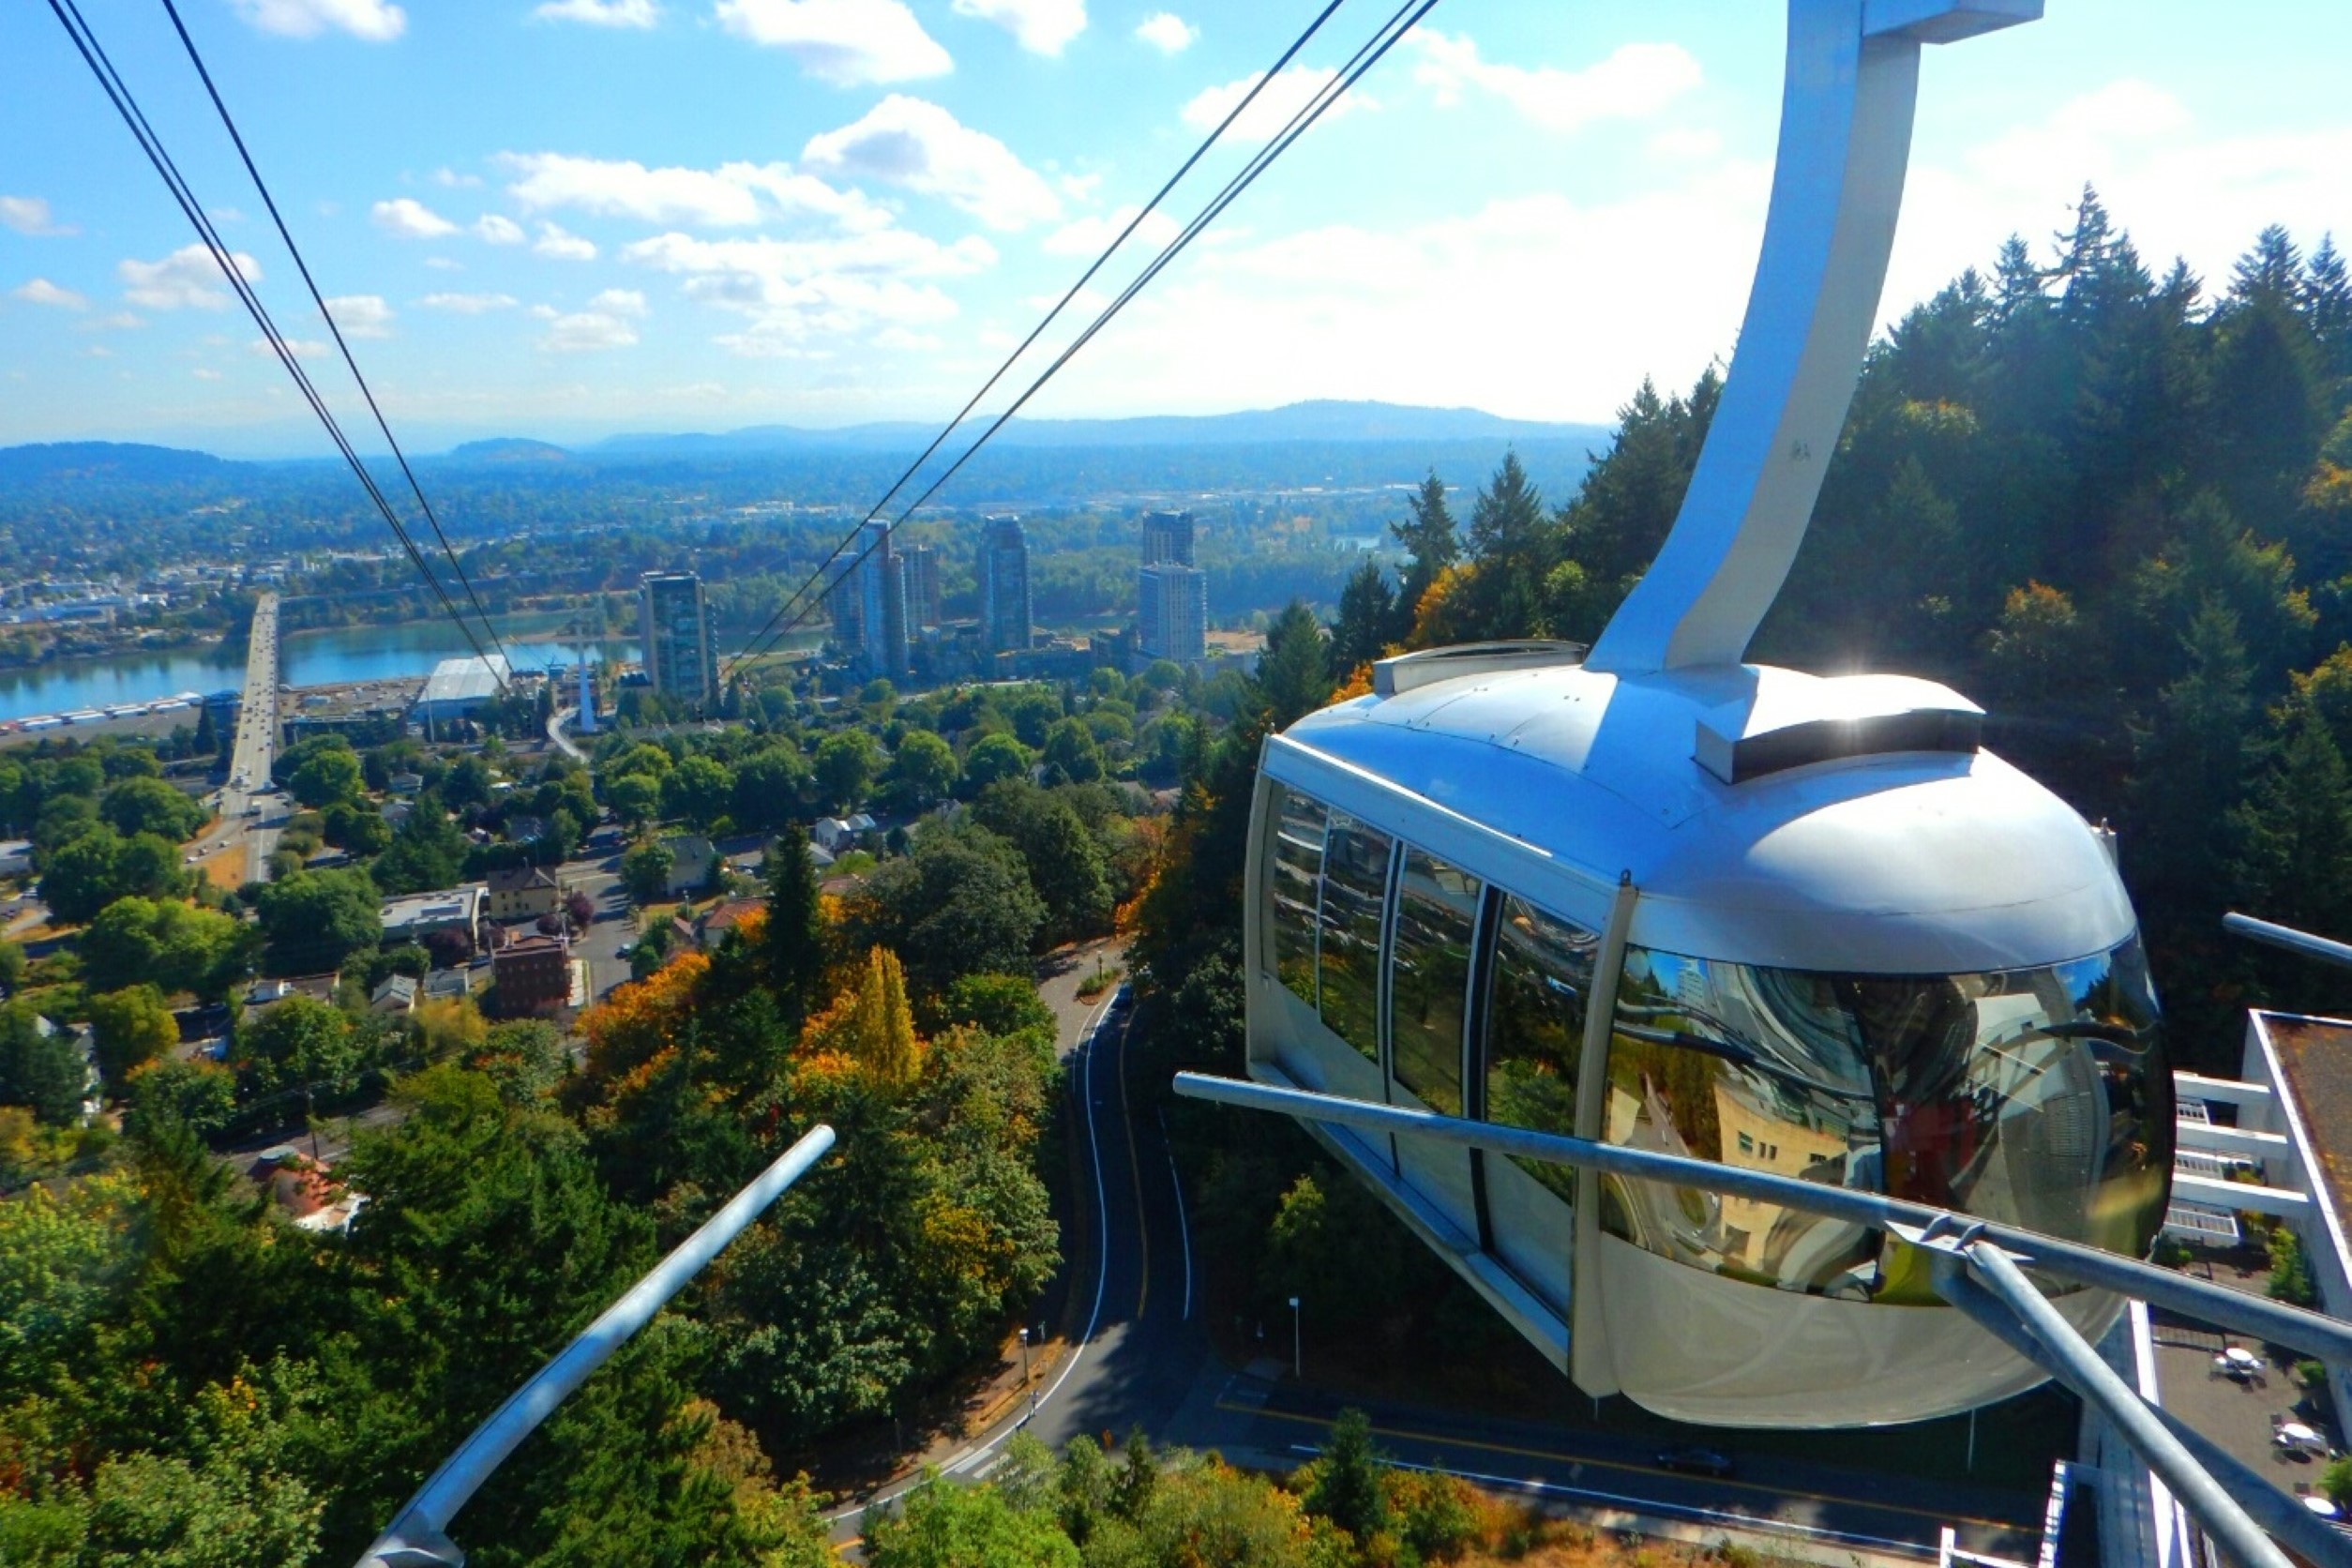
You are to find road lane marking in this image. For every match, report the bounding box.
[1115,1009,1149,1319]
[1216,1401,2027,1532]
[1158,1107,1193,1322]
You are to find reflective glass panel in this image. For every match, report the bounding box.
[1391,848,1479,1114]
[1267,787,1326,1008]
[1317,815,1392,1063]
[1484,897,1595,1204]
[1599,937,2173,1300]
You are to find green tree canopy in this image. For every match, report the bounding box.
[88,985,178,1087]
[814,730,881,813]
[253,868,381,977]
[99,776,205,844]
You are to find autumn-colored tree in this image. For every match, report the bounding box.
[800,946,922,1091]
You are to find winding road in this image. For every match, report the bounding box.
[823,972,2051,1566]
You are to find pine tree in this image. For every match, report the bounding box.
[2303,234,2352,380]
[1330,559,1396,675]
[1257,601,1332,731]
[1389,471,1459,632]
[2229,224,2303,312]
[2229,704,2352,942]
[1304,1407,1388,1545]
[763,821,825,1032]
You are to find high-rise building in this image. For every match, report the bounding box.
[828,521,910,679]
[1141,508,1195,565]
[903,543,942,632]
[1136,509,1206,665]
[979,515,1033,655]
[638,571,717,710]
[1138,562,1207,665]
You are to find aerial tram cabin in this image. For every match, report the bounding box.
[1241,0,2175,1429]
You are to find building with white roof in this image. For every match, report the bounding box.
[415,655,512,726]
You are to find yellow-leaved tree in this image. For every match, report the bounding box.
[799,946,923,1091]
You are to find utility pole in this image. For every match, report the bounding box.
[1018,1326,1036,1417]
[1289,1296,1301,1379]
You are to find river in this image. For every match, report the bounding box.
[0,615,643,723]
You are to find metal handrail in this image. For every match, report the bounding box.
[2224,912,2352,972]
[1172,1073,2352,1568]
[354,1123,837,1568]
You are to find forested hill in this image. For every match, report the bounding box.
[1135,191,2352,1069]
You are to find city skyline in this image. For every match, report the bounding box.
[1,2,2346,455]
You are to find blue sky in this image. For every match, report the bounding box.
[2,0,2349,456]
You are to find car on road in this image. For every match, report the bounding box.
[1653,1446,1735,1479]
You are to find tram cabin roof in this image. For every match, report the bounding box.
[1271,651,2134,977]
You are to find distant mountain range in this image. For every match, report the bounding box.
[0,402,1616,507]
[449,400,1612,463]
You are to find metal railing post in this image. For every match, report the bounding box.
[354,1123,836,1568]
[2224,912,2352,971]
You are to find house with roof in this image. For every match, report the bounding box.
[696,897,765,951]
[485,865,564,923]
[659,834,717,897]
[369,974,418,1016]
[489,934,572,1018]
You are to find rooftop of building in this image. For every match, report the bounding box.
[418,655,512,706]
[2256,1011,2352,1252]
[486,865,560,893]
[381,884,485,927]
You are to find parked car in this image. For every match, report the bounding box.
[1653,1446,1735,1479]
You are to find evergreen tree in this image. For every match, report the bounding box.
[1389,471,1459,632]
[1304,1407,1387,1545]
[2230,705,2352,942]
[2303,234,2352,381]
[1330,559,1396,675]
[762,822,826,1031]
[1257,601,1332,731]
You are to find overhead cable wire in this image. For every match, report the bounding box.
[155,0,513,682]
[727,0,1440,674]
[718,0,1361,682]
[42,0,507,686]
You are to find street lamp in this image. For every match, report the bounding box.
[1288,1296,1301,1379]
[1018,1326,1036,1417]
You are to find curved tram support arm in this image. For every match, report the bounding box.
[1587,0,2040,674]
[355,1123,837,1568]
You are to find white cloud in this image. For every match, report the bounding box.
[0,197,72,237]
[534,223,599,261]
[1179,66,1367,142]
[715,0,951,85]
[250,337,329,358]
[371,197,460,237]
[419,292,520,312]
[424,256,464,271]
[475,214,527,244]
[1041,204,1180,257]
[324,294,394,338]
[588,287,648,315]
[874,324,942,351]
[193,368,224,381]
[1011,163,1775,426]
[802,96,1058,230]
[496,151,886,230]
[229,0,405,41]
[12,278,87,309]
[1410,35,1700,133]
[621,227,987,356]
[950,0,1083,56]
[1888,82,2352,331]
[119,245,262,309]
[541,308,640,351]
[88,312,143,330]
[533,0,659,24]
[431,167,482,188]
[1133,11,1191,53]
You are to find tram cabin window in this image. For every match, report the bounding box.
[1317,814,1393,1063]
[1390,847,1480,1115]
[1267,787,1327,1009]
[1483,896,1594,1204]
